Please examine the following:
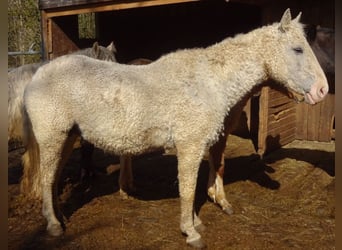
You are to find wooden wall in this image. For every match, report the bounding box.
[257,86,297,155]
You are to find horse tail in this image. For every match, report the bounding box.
[8,63,42,143]
[8,71,26,143]
[20,107,41,200]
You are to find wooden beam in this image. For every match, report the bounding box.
[40,0,118,9]
[43,0,202,18]
[40,11,51,60]
[229,0,270,5]
[257,86,269,155]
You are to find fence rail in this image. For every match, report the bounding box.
[8,51,42,56]
[8,43,42,56]
[8,43,43,70]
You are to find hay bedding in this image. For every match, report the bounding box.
[8,135,334,249]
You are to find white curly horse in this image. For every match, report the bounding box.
[23,9,328,248]
[8,41,116,197]
[115,24,336,212]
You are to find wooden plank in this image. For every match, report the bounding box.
[249,95,260,151]
[318,93,335,141]
[296,102,308,140]
[268,96,293,107]
[268,88,288,98]
[267,87,296,104]
[267,113,296,132]
[277,130,296,146]
[47,17,53,55]
[42,0,202,18]
[306,102,321,141]
[257,86,269,155]
[268,102,296,115]
[40,0,114,9]
[298,94,335,142]
[39,0,269,10]
[268,117,296,132]
[40,11,50,60]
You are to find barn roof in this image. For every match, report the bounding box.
[39,0,133,9]
[39,0,269,11]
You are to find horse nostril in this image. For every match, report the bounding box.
[318,86,328,98]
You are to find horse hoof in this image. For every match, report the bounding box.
[47,223,63,236]
[187,238,207,249]
[223,206,234,215]
[195,223,206,232]
[119,191,129,199]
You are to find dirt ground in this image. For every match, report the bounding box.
[8,135,335,250]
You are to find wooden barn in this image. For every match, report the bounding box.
[38,0,335,155]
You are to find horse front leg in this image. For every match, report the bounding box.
[177,144,206,248]
[208,133,233,215]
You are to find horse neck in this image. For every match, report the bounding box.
[206,31,268,109]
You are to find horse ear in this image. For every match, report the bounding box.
[293,12,302,22]
[92,41,100,57]
[279,8,292,32]
[107,41,117,53]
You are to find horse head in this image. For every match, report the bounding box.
[91,41,117,62]
[264,8,329,104]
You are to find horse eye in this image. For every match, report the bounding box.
[293,47,303,54]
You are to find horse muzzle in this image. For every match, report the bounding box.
[288,81,329,105]
[304,82,329,104]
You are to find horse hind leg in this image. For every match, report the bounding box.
[40,131,78,236]
[208,133,233,215]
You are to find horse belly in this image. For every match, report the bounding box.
[81,124,172,156]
